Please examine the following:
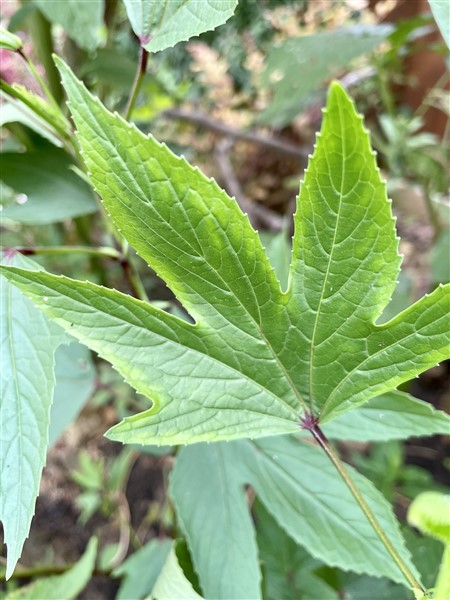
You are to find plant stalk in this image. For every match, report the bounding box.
[124,45,149,121]
[24,4,64,105]
[307,420,426,596]
[14,245,122,260]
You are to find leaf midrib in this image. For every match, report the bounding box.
[4,282,23,550]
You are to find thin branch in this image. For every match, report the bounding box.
[124,45,149,121]
[162,107,310,161]
[214,137,284,231]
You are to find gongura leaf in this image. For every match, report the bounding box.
[322,391,450,442]
[170,443,261,599]
[122,0,238,53]
[1,58,449,447]
[149,541,204,600]
[34,0,105,51]
[0,254,66,579]
[171,438,420,588]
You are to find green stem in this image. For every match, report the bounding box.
[309,422,426,596]
[18,49,60,111]
[422,179,442,242]
[13,245,122,260]
[120,256,150,302]
[25,4,64,105]
[124,45,149,121]
[0,564,114,582]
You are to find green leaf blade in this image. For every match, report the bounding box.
[229,437,421,587]
[322,283,450,420]
[0,267,299,445]
[7,537,97,599]
[0,148,97,225]
[429,0,450,49]
[0,255,65,579]
[170,444,261,600]
[123,0,238,53]
[0,27,22,51]
[285,82,401,414]
[34,0,105,51]
[150,541,204,600]
[55,57,304,417]
[323,390,450,441]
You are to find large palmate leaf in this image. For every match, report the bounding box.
[1,59,449,447]
[123,0,238,53]
[0,254,66,579]
[171,438,420,589]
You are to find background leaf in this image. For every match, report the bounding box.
[429,0,450,49]
[33,0,105,51]
[258,26,392,128]
[48,342,96,445]
[149,541,204,600]
[114,539,172,600]
[255,500,340,600]
[123,0,238,53]
[0,254,66,579]
[170,443,261,600]
[0,27,22,50]
[322,391,450,441]
[228,437,420,587]
[0,147,97,224]
[6,537,97,599]
[0,101,64,147]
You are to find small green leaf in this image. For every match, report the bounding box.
[0,147,97,224]
[0,253,66,580]
[49,342,95,445]
[6,537,97,599]
[429,0,450,49]
[408,492,450,600]
[170,444,261,599]
[323,391,450,441]
[0,27,22,51]
[114,539,171,600]
[123,0,238,52]
[408,492,450,544]
[34,0,105,51]
[149,541,204,600]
